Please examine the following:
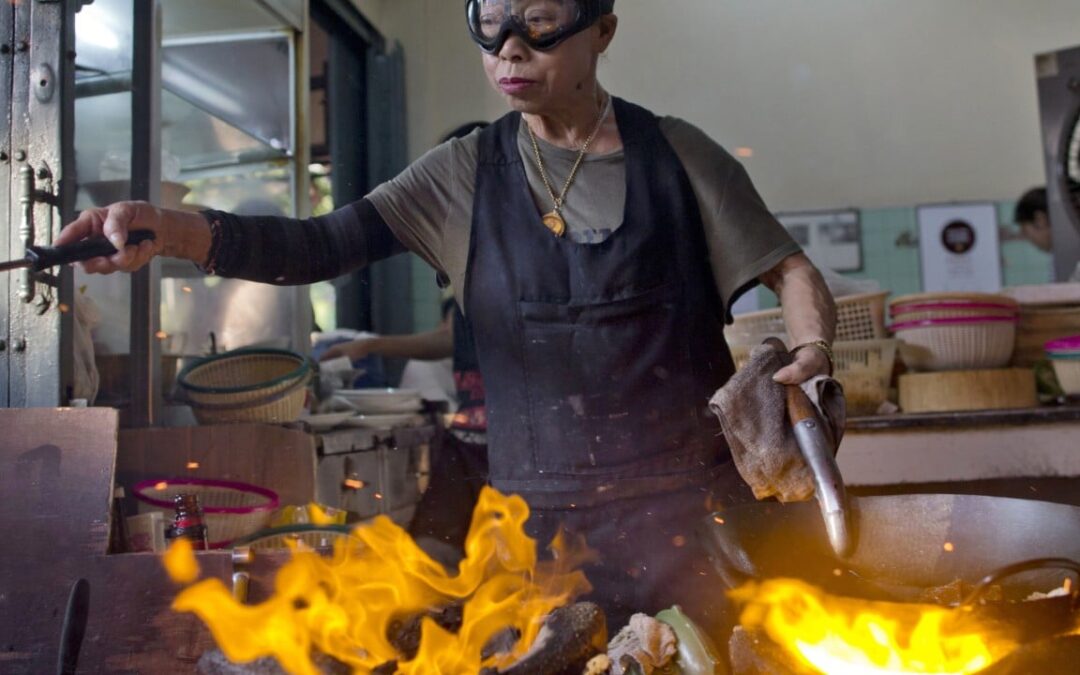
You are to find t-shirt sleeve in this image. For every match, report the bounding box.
[661,117,801,319]
[366,136,476,273]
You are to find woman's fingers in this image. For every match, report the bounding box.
[60,201,161,274]
[319,346,346,362]
[101,202,138,250]
[772,347,830,384]
[54,208,106,246]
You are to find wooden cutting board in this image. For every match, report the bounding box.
[899,368,1037,413]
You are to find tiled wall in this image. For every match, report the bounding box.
[756,200,1054,310]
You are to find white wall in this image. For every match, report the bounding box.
[358,0,1080,211]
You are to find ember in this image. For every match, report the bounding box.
[164,487,594,674]
[733,578,1020,674]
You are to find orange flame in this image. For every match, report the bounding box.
[733,579,1019,674]
[165,487,594,674]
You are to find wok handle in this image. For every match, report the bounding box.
[787,385,854,558]
[962,557,1080,607]
[785,384,819,424]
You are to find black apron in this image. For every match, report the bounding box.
[464,98,751,632]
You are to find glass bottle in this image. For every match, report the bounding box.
[165,493,209,550]
[108,486,129,554]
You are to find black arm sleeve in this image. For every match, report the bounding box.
[204,197,406,285]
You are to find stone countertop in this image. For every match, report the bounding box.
[838,402,1080,486]
[847,402,1080,432]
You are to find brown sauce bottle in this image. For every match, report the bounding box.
[165,493,209,550]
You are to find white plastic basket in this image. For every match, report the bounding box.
[731,291,889,343]
[893,317,1017,371]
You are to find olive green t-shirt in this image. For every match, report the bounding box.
[367,115,800,316]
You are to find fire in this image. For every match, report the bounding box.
[164,487,593,674]
[733,579,1019,675]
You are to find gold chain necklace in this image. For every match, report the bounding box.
[526,94,612,237]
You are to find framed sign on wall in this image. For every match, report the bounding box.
[917,202,1002,292]
[775,209,863,272]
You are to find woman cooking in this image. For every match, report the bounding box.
[57,0,836,637]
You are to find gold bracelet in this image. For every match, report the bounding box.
[791,340,835,376]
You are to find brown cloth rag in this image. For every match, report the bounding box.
[709,338,847,503]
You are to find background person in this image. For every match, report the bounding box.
[1013,186,1080,282]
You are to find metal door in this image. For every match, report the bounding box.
[1,0,77,407]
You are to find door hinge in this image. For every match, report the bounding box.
[18,163,58,312]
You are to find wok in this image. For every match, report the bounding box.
[702,493,1080,602]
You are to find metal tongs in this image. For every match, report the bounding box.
[786,383,854,557]
[0,230,156,273]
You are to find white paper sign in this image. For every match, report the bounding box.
[776,210,862,272]
[917,203,1002,292]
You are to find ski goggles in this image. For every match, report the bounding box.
[466,0,615,55]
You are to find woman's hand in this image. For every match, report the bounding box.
[54,201,166,273]
[319,339,374,363]
[55,201,212,274]
[773,344,831,385]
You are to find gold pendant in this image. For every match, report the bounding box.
[542,211,567,238]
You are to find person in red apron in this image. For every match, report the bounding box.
[56,0,836,638]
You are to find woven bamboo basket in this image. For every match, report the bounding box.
[178,348,311,424]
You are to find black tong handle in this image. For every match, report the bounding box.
[27,230,156,271]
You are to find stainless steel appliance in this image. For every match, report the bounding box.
[1036,45,1080,281]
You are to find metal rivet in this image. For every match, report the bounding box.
[16,42,28,53]
[14,150,25,162]
[14,339,27,352]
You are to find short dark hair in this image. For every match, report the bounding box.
[441,121,489,144]
[1014,187,1047,224]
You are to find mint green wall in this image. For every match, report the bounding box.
[410,252,445,332]
[757,200,1054,310]
[408,200,1057,326]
